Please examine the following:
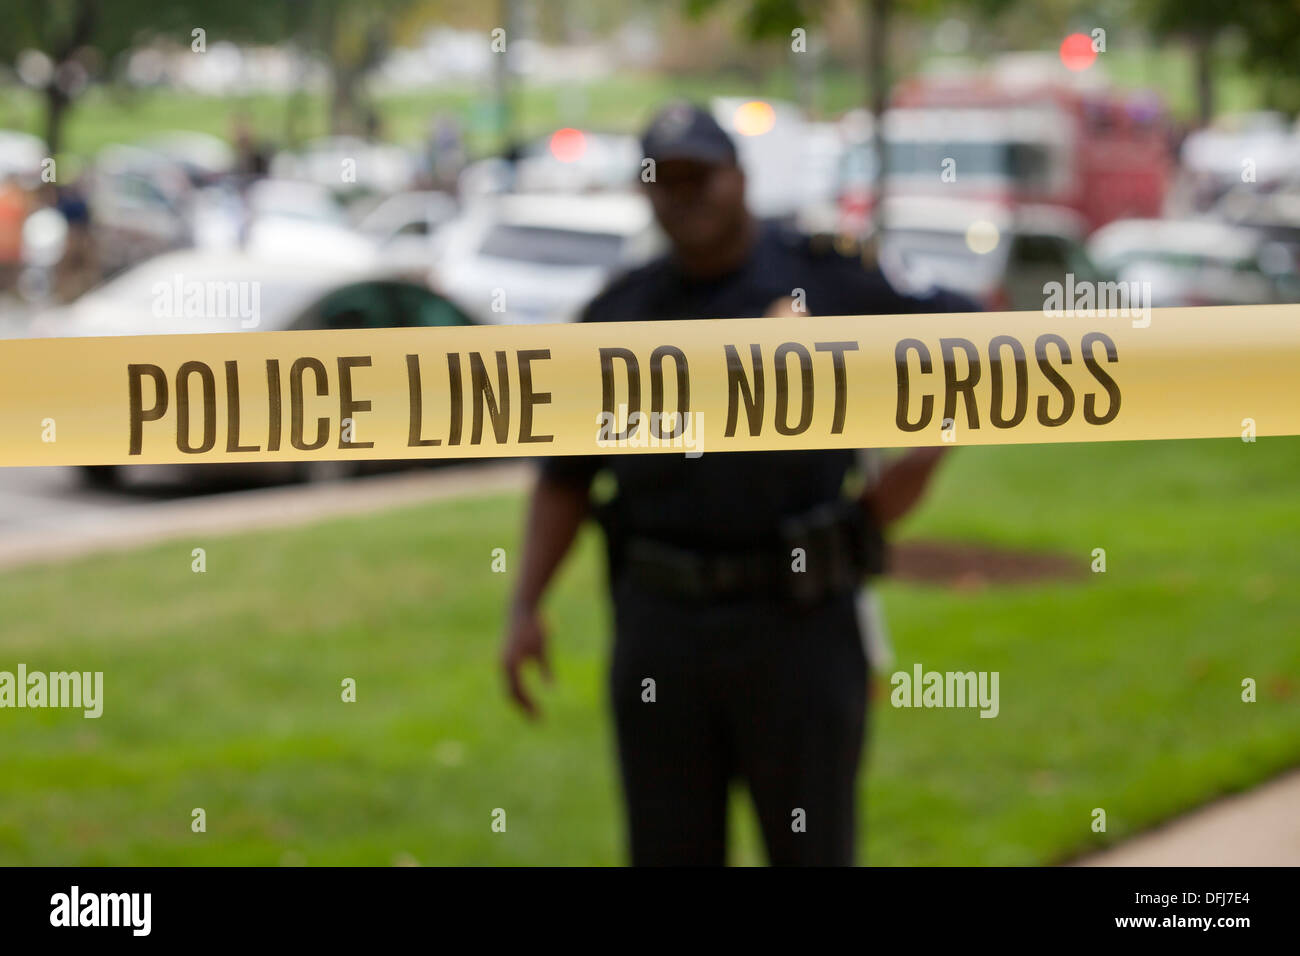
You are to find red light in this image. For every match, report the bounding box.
[549,128,587,163]
[1059,33,1097,72]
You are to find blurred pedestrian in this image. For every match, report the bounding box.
[51,173,96,300]
[0,175,29,293]
[230,115,271,182]
[501,102,977,866]
[427,112,466,192]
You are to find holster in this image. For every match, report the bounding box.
[778,497,887,604]
[596,496,888,606]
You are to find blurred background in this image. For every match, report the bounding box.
[1,0,1298,866]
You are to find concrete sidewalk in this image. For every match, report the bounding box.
[0,461,534,571]
[1079,768,1300,866]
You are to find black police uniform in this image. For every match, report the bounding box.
[543,220,975,865]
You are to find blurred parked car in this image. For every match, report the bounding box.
[1086,218,1300,307]
[240,178,380,268]
[89,137,242,269]
[877,197,1100,310]
[457,156,515,202]
[32,248,470,338]
[514,130,641,193]
[30,248,475,487]
[353,190,459,277]
[429,192,662,324]
[456,131,641,201]
[270,136,419,197]
[1181,112,1300,210]
[1215,179,1300,267]
[89,144,196,276]
[136,131,235,186]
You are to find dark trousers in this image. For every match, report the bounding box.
[608,578,869,866]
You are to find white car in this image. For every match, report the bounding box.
[429,192,663,325]
[1181,112,1300,206]
[876,196,1098,310]
[30,248,471,339]
[456,132,642,201]
[353,191,459,277]
[136,131,235,184]
[1087,218,1295,307]
[240,178,379,268]
[515,131,642,193]
[270,136,420,196]
[28,249,476,487]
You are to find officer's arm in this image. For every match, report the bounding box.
[861,446,949,527]
[511,474,589,612]
[502,473,589,717]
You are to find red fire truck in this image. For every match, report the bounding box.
[838,71,1173,235]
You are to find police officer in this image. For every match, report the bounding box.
[501,103,975,866]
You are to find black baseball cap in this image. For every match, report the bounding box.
[641,102,738,166]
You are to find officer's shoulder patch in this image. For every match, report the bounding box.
[801,231,865,258]
[800,231,877,270]
[801,231,836,257]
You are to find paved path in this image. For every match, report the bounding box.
[0,461,534,571]
[1079,768,1300,866]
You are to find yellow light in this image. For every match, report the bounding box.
[965,220,1000,255]
[733,100,776,137]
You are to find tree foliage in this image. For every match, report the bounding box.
[1,0,285,151]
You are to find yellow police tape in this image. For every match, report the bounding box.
[1,305,1297,467]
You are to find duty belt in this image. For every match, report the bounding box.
[612,498,886,605]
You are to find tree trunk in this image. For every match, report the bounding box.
[496,0,516,150]
[42,0,98,157]
[331,64,359,135]
[285,0,312,148]
[44,83,68,157]
[1192,31,1214,127]
[865,0,891,236]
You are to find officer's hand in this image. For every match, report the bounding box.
[502,602,553,719]
[765,296,799,318]
[862,446,950,527]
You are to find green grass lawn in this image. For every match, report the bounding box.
[3,70,874,162]
[0,48,1269,165]
[1,436,1298,865]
